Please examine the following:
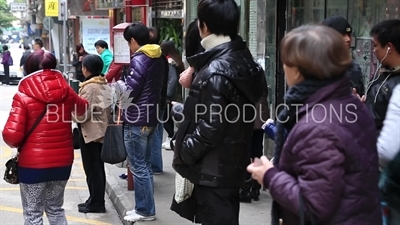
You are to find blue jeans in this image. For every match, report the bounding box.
[150,121,163,173]
[124,124,156,216]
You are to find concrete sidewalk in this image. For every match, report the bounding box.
[105,149,272,225]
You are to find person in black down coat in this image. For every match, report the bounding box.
[172,0,264,224]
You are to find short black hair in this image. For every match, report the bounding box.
[34,38,43,48]
[94,40,109,49]
[82,54,104,75]
[148,27,159,44]
[2,45,8,51]
[123,22,150,46]
[370,19,400,53]
[185,19,204,58]
[197,0,239,38]
[23,44,30,50]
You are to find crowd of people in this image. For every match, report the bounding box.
[1,0,400,224]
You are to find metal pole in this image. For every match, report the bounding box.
[62,0,67,74]
[48,18,52,52]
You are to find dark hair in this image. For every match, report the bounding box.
[23,44,30,50]
[2,45,8,51]
[94,40,109,49]
[185,19,204,58]
[148,27,159,44]
[161,41,185,73]
[123,22,150,46]
[75,43,87,56]
[281,25,352,79]
[82,54,104,76]
[197,0,239,38]
[370,19,400,53]
[34,38,43,48]
[24,50,57,75]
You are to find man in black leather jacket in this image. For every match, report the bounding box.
[366,19,400,134]
[322,15,365,96]
[172,0,264,224]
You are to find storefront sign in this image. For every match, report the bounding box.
[152,9,183,18]
[80,18,110,54]
[10,2,26,12]
[45,0,59,17]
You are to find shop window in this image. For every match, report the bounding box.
[326,0,348,17]
[132,7,142,22]
[287,0,325,31]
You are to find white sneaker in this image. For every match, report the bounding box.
[126,209,135,216]
[123,211,155,222]
[162,138,171,149]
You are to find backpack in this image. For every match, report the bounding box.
[379,150,400,213]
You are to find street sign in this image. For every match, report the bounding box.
[10,2,26,12]
[45,0,59,17]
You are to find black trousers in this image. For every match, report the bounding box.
[3,64,10,84]
[79,128,106,207]
[163,102,175,138]
[244,130,264,188]
[194,185,240,225]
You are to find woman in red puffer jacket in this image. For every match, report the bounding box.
[2,50,88,225]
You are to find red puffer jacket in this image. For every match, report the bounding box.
[2,69,88,169]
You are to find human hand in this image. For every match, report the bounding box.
[79,56,83,61]
[352,88,366,102]
[261,118,274,130]
[360,95,366,102]
[247,156,274,186]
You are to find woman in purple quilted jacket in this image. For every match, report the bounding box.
[247,25,382,225]
[1,45,11,85]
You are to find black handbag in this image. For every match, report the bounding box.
[4,106,47,184]
[73,127,80,149]
[101,107,127,164]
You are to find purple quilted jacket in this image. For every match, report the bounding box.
[1,51,10,65]
[264,77,382,225]
[117,45,165,127]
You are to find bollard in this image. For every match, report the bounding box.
[71,80,80,93]
[127,167,134,190]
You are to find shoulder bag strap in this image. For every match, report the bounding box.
[17,105,48,152]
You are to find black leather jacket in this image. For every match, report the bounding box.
[366,67,400,134]
[172,36,264,188]
[349,60,365,96]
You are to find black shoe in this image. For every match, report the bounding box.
[239,190,252,203]
[252,180,261,201]
[77,198,91,208]
[78,205,106,213]
[252,188,260,201]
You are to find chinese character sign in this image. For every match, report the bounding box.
[45,0,59,17]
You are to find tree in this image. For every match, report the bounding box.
[0,0,16,35]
